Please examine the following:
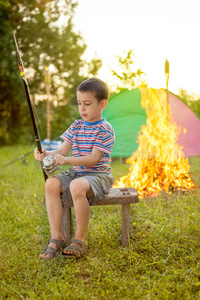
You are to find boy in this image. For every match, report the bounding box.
[34,78,115,259]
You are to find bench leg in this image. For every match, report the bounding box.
[62,205,73,243]
[122,203,130,247]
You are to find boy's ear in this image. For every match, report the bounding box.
[100,99,108,110]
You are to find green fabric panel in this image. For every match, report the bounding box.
[103,89,147,157]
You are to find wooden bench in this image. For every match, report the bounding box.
[62,187,139,247]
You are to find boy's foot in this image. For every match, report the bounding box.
[62,239,88,259]
[40,239,66,259]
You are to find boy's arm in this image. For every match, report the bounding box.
[47,140,71,157]
[34,141,71,161]
[54,147,104,166]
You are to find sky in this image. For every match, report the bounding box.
[73,0,200,96]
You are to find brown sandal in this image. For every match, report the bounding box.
[40,239,66,259]
[62,239,88,259]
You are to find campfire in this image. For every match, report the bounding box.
[113,88,194,198]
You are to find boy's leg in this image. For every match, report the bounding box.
[63,177,93,254]
[40,177,64,259]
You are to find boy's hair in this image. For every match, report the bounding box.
[77,78,109,102]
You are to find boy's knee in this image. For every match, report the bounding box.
[45,177,61,193]
[70,180,87,198]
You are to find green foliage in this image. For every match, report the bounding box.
[111,49,147,91]
[190,100,200,119]
[1,146,200,299]
[34,100,79,142]
[0,0,102,145]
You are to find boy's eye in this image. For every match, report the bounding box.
[77,102,91,106]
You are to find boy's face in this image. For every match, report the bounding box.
[76,91,107,123]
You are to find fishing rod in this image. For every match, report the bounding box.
[1,150,33,169]
[1,136,61,170]
[13,33,48,181]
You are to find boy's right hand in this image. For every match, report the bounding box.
[34,148,46,161]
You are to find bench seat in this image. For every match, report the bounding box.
[62,187,139,247]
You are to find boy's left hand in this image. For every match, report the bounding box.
[54,154,67,165]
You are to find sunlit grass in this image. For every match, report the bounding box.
[1,145,200,299]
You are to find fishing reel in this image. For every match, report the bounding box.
[42,155,76,178]
[42,155,59,177]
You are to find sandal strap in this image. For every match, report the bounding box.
[69,239,86,247]
[49,239,66,249]
[44,246,57,256]
[40,239,66,259]
[64,245,81,256]
[40,245,57,257]
[63,239,88,258]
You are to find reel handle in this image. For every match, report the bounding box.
[42,155,76,178]
[42,155,58,177]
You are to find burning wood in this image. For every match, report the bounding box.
[113,88,194,198]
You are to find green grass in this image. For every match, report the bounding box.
[1,145,200,299]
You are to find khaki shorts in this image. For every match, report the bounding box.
[55,171,113,205]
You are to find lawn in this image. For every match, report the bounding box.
[1,145,200,299]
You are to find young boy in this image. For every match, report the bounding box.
[34,78,115,259]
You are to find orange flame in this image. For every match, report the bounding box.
[113,88,194,198]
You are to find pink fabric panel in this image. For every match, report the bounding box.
[169,93,200,156]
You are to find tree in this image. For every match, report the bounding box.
[0,0,102,144]
[111,49,146,91]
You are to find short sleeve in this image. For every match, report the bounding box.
[93,129,115,154]
[60,121,76,144]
